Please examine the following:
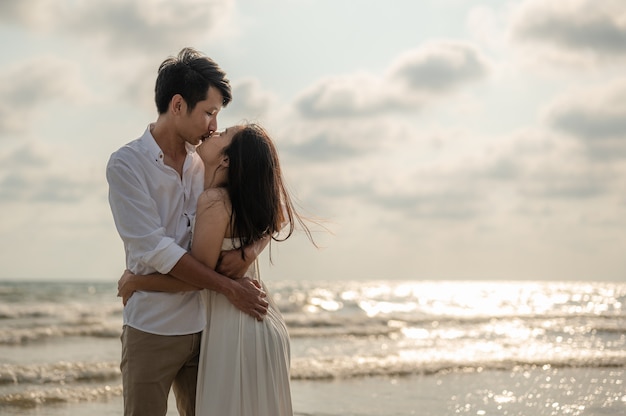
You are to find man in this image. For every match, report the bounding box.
[107,47,268,416]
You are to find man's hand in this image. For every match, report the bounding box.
[226,277,269,321]
[117,269,136,306]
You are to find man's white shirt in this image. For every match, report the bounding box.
[107,125,206,335]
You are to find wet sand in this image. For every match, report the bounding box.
[1,366,624,416]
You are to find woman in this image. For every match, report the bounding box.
[118,123,314,416]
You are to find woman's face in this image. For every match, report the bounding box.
[196,125,242,169]
[175,86,224,146]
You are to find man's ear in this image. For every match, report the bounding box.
[171,94,185,114]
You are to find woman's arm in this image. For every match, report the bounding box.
[191,189,230,269]
[216,235,270,278]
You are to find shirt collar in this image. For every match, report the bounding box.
[140,124,197,164]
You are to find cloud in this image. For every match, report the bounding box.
[0,143,100,203]
[224,78,277,122]
[0,0,58,28]
[0,144,49,168]
[277,117,414,164]
[275,112,621,224]
[387,41,489,93]
[0,173,94,203]
[295,41,490,118]
[544,78,626,159]
[281,132,367,161]
[309,124,622,227]
[510,0,626,64]
[0,56,86,106]
[295,73,391,118]
[367,185,485,221]
[276,116,616,225]
[0,0,238,122]
[0,0,234,56]
[0,56,89,135]
[475,129,618,203]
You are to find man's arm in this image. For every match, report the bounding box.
[117,270,200,305]
[107,154,187,274]
[112,242,268,319]
[169,253,268,321]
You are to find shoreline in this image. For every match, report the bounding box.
[1,366,624,416]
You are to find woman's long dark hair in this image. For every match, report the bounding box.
[225,124,312,257]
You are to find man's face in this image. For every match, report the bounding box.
[179,85,224,146]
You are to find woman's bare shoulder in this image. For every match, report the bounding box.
[197,188,231,214]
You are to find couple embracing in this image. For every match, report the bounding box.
[107,47,314,416]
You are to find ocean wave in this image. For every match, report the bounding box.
[0,384,122,408]
[288,325,400,338]
[290,352,626,380]
[0,323,121,345]
[1,353,623,387]
[284,314,626,339]
[0,302,122,320]
[0,361,120,385]
[2,314,623,345]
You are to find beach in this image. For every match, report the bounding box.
[1,279,624,415]
[1,368,624,415]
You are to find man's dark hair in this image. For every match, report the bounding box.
[155,47,232,114]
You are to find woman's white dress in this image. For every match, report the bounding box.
[195,239,292,416]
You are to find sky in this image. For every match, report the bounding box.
[0,0,624,283]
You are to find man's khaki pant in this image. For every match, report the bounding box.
[121,325,201,416]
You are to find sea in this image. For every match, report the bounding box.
[0,279,624,416]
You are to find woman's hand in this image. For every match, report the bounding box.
[217,237,269,279]
[117,269,137,306]
[216,249,250,279]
